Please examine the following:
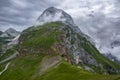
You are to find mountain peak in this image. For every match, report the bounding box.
[0,28,20,38]
[45,6,58,11]
[5,28,17,33]
[35,7,75,26]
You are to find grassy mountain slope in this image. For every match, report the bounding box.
[0,54,120,80]
[19,22,120,73]
[78,34,120,73]
[0,22,120,80]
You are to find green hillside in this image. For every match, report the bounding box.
[0,22,120,80]
[19,22,120,73]
[0,54,120,80]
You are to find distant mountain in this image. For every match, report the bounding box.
[111,40,120,48]
[0,28,20,54]
[102,40,120,62]
[0,28,20,38]
[104,53,120,64]
[0,28,20,44]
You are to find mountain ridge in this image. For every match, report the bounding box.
[19,7,120,74]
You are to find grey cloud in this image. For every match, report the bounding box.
[0,0,11,8]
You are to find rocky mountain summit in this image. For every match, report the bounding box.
[35,7,81,34]
[36,7,75,26]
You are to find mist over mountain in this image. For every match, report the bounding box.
[36,7,75,26]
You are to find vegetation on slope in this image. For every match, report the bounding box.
[19,22,63,54]
[36,60,120,80]
[0,49,15,61]
[0,22,120,80]
[77,34,120,73]
[19,22,120,73]
[0,55,120,80]
[0,54,44,80]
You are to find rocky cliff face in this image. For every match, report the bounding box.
[18,7,120,74]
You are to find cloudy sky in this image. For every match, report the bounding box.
[0,0,120,59]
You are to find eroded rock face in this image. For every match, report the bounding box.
[58,25,98,66]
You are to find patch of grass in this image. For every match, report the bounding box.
[20,22,63,49]
[36,60,120,80]
[22,34,56,48]
[0,62,7,71]
[0,54,44,80]
[0,42,2,54]
[0,56,120,80]
[0,49,15,61]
